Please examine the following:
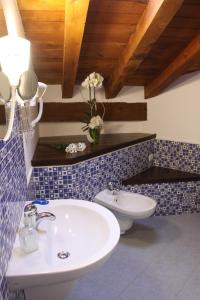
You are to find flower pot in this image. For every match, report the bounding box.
[87,128,101,144]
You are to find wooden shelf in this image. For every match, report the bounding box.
[31,133,156,167]
[123,167,200,186]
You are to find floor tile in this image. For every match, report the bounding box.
[68,214,200,300]
[67,278,115,300]
[165,214,200,242]
[119,269,176,300]
[84,244,149,298]
[176,269,200,300]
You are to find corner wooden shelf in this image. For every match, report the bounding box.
[123,167,200,186]
[31,133,156,167]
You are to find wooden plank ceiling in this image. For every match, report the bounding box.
[0,0,200,99]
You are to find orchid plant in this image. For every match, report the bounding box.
[81,72,105,144]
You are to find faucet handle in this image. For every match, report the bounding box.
[108,180,120,191]
[108,182,114,191]
[24,203,37,217]
[32,199,49,205]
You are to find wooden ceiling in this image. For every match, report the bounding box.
[0,0,200,99]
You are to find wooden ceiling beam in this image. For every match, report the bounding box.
[105,0,184,99]
[145,33,200,99]
[62,0,90,98]
[41,102,147,122]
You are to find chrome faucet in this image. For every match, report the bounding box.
[107,181,120,195]
[24,203,56,230]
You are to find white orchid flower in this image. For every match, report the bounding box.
[81,72,104,89]
[88,115,103,130]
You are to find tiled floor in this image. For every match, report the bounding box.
[68,214,200,300]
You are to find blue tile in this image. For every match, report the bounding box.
[0,108,27,299]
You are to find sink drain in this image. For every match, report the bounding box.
[57,251,70,259]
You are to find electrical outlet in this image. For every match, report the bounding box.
[148,153,154,162]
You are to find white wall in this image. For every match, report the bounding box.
[39,85,144,136]
[39,71,200,144]
[142,72,200,144]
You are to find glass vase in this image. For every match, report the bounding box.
[88,128,101,144]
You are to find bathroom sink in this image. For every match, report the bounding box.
[6,199,120,300]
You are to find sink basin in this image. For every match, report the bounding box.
[6,199,120,300]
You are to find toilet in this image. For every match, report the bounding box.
[94,189,157,234]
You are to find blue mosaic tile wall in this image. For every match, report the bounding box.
[1,128,200,298]
[124,181,200,216]
[31,138,200,217]
[123,140,200,216]
[154,139,200,174]
[0,110,27,300]
[32,140,154,201]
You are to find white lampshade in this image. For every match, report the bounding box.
[0,35,30,86]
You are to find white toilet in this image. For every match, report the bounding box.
[94,189,157,234]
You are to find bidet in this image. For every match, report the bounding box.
[95,189,157,234]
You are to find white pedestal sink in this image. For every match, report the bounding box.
[6,199,120,300]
